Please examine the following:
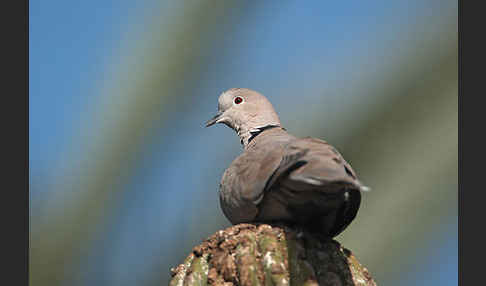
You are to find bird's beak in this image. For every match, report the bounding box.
[205,111,223,127]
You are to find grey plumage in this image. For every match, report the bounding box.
[206,88,368,238]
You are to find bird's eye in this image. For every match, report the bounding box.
[234,96,243,104]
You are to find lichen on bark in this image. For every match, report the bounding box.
[169,224,376,286]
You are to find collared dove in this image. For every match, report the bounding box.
[206,88,369,238]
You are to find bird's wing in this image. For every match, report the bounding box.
[275,137,363,237]
[219,145,285,223]
[282,137,364,190]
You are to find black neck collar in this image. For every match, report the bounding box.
[247,124,283,144]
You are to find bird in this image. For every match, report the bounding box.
[206,88,369,238]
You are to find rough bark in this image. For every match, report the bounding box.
[169,224,376,286]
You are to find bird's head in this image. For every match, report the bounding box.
[205,88,281,134]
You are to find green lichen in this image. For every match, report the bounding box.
[235,232,262,286]
[257,226,289,286]
[169,253,195,286]
[168,224,376,286]
[184,253,209,286]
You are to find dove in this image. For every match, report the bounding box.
[206,88,368,238]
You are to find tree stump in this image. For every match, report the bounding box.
[169,224,376,286]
